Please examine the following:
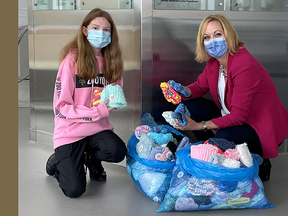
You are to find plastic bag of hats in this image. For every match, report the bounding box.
[157,138,275,212]
[126,113,194,203]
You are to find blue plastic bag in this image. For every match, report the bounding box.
[157,143,276,212]
[126,113,193,203]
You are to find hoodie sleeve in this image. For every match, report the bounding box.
[53,53,109,123]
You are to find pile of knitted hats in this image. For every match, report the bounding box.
[190,138,253,168]
[134,125,191,162]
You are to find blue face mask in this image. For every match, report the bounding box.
[204,37,228,59]
[87,29,111,49]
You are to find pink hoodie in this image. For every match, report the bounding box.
[52,51,123,149]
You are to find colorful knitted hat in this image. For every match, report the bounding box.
[162,111,178,127]
[134,125,151,139]
[92,88,104,107]
[190,144,219,162]
[167,80,190,97]
[160,82,182,104]
[207,138,235,152]
[173,103,191,126]
[99,84,127,108]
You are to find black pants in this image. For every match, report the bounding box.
[182,98,263,157]
[54,130,127,198]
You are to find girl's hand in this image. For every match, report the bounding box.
[104,99,116,112]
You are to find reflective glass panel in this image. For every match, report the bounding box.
[154,0,225,10]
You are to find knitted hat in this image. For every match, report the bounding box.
[134,125,151,139]
[207,138,235,152]
[147,146,165,161]
[190,144,219,162]
[148,132,173,145]
[92,88,104,107]
[167,80,190,97]
[173,103,191,126]
[99,84,127,108]
[160,82,182,105]
[136,133,155,159]
[162,111,178,127]
[235,142,253,167]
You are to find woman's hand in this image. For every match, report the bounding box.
[104,99,116,112]
[174,113,198,131]
[183,86,192,97]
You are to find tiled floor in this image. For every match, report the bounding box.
[19,80,288,216]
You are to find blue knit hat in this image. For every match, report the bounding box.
[173,103,191,126]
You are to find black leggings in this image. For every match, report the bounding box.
[182,98,263,156]
[54,130,127,198]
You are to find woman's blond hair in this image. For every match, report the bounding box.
[195,14,244,63]
[59,8,123,83]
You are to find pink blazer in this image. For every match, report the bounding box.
[187,47,288,158]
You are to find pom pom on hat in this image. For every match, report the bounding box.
[160,82,181,105]
[100,84,127,108]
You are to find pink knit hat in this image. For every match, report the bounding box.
[190,144,219,162]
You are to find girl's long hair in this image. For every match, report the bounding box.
[59,8,123,83]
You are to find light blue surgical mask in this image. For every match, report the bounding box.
[204,37,228,59]
[86,29,111,49]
